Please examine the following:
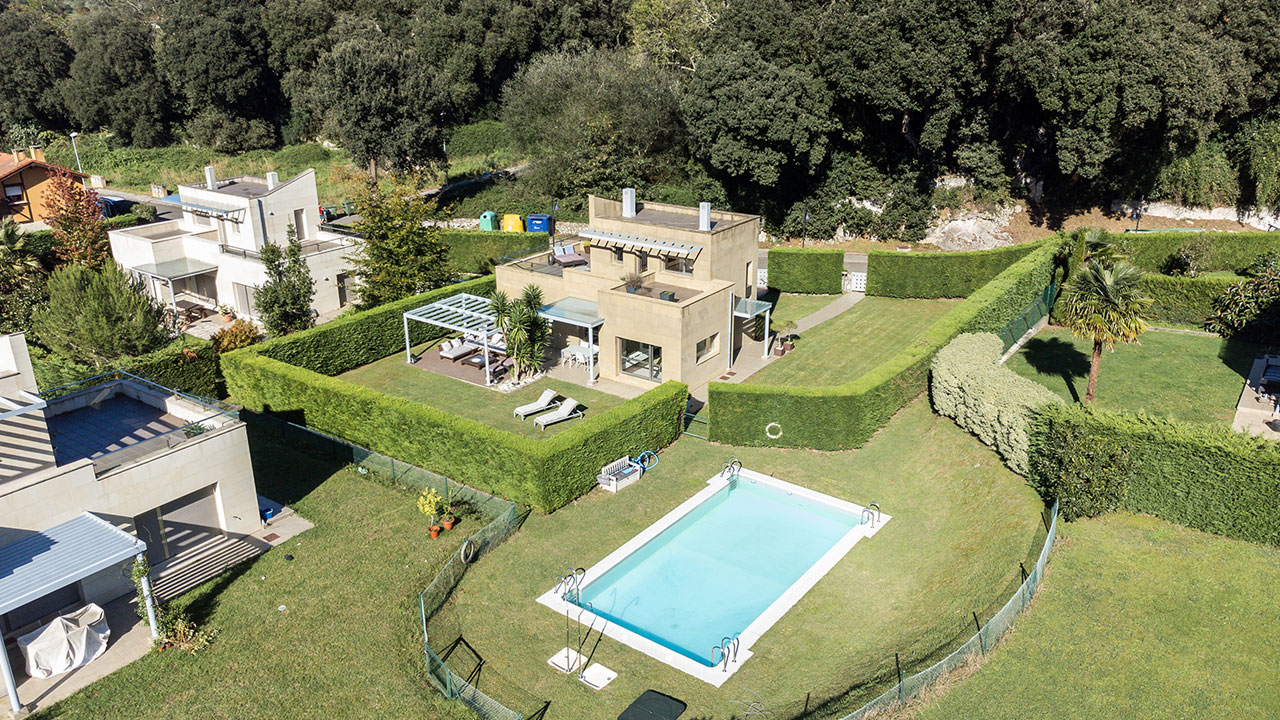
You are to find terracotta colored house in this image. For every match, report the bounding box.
[0,146,87,225]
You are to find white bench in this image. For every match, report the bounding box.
[597,455,644,493]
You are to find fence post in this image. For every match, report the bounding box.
[895,652,903,703]
[973,612,984,654]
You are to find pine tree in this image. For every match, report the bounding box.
[33,262,172,367]
[255,224,316,337]
[349,178,452,308]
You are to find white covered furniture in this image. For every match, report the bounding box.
[17,604,110,680]
[534,398,583,430]
[514,389,560,420]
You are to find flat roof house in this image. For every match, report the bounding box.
[0,146,88,226]
[496,190,769,390]
[108,166,356,324]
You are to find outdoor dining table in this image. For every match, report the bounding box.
[561,343,599,366]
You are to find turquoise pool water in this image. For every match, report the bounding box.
[574,477,860,667]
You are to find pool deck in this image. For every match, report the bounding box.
[536,467,890,686]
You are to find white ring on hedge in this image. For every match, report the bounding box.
[765,422,782,439]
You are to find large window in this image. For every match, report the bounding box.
[620,338,662,381]
[665,256,694,274]
[232,282,258,316]
[696,333,719,363]
[3,184,24,204]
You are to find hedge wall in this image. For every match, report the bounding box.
[709,238,1064,449]
[767,248,844,294]
[256,276,496,376]
[1139,273,1244,326]
[1028,404,1280,546]
[445,230,549,275]
[222,350,687,512]
[30,336,222,398]
[930,333,1063,474]
[1111,231,1280,274]
[866,241,1044,298]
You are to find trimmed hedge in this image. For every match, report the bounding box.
[30,336,222,398]
[767,248,844,294]
[1029,404,1280,546]
[1110,231,1280,274]
[1139,273,1244,326]
[256,276,496,376]
[445,230,549,275]
[709,238,1065,449]
[930,333,1063,474]
[222,350,687,512]
[866,241,1044,298]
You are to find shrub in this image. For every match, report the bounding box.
[1162,236,1213,277]
[1139,273,1243,326]
[448,120,510,158]
[1243,250,1280,277]
[445,230,549,274]
[709,237,1064,449]
[1106,231,1280,274]
[1203,269,1280,341]
[1028,404,1280,545]
[930,333,1062,474]
[126,338,222,398]
[34,262,172,366]
[767,248,843,294]
[210,319,259,354]
[866,241,1044,298]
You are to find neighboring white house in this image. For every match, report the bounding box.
[108,167,357,322]
[0,332,261,629]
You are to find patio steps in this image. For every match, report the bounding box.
[150,534,269,602]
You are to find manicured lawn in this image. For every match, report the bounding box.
[1005,327,1259,425]
[765,291,844,330]
[919,513,1280,720]
[35,437,474,720]
[338,342,628,439]
[748,297,959,386]
[441,399,1045,719]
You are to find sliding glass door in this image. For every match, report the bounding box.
[620,338,662,381]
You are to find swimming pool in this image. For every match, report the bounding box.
[536,467,889,686]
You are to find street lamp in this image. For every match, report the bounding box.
[801,201,810,248]
[68,132,83,174]
[1131,194,1144,232]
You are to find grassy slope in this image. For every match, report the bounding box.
[919,513,1280,720]
[444,399,1044,719]
[1004,327,1259,425]
[35,437,474,720]
[338,341,626,439]
[748,297,960,386]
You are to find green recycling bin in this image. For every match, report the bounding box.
[479,211,499,232]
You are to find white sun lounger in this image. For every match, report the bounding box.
[514,389,561,419]
[440,338,480,361]
[534,398,583,430]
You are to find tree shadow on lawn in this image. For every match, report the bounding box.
[1019,337,1089,403]
[1219,336,1269,381]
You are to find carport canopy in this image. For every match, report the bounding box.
[0,512,159,715]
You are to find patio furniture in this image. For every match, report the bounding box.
[561,343,598,367]
[514,389,561,419]
[597,455,644,493]
[534,398,582,430]
[462,353,490,370]
[18,604,109,679]
[440,338,479,361]
[551,244,587,268]
[617,690,686,720]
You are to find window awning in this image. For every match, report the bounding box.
[130,258,219,281]
[538,297,603,329]
[577,228,702,259]
[734,297,773,318]
[403,292,498,336]
[155,194,246,223]
[0,513,146,616]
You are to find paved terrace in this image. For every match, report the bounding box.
[46,396,185,467]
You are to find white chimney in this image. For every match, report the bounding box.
[266,171,279,190]
[204,166,217,191]
[622,188,636,218]
[698,202,711,231]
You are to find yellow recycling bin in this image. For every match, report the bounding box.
[502,213,524,232]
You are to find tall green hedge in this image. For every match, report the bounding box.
[31,336,222,398]
[866,241,1044,298]
[1139,273,1244,326]
[930,333,1063,474]
[256,276,496,376]
[1028,404,1280,546]
[1109,231,1280,273]
[445,230,549,275]
[767,248,844,294]
[709,238,1064,449]
[222,350,686,512]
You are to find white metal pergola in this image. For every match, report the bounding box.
[0,513,159,716]
[402,293,504,386]
[128,259,218,320]
[537,297,605,386]
[730,296,774,368]
[576,228,703,261]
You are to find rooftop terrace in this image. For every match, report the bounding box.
[47,395,186,467]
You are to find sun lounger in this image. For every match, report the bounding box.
[514,389,561,419]
[551,244,587,267]
[439,338,479,360]
[534,398,582,430]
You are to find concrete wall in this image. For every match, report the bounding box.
[0,332,36,396]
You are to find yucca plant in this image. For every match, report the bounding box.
[1055,260,1152,402]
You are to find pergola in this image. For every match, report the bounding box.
[730,296,773,367]
[128,258,218,319]
[0,513,159,715]
[576,228,703,261]
[402,293,503,385]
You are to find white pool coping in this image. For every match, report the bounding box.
[536,467,890,686]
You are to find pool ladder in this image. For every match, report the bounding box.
[553,567,585,603]
[712,635,740,672]
[861,502,882,528]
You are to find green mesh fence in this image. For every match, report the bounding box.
[999,283,1058,350]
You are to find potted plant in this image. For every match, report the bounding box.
[441,507,456,531]
[623,272,644,294]
[217,304,234,322]
[417,487,443,538]
[780,320,798,352]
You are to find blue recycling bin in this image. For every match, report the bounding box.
[526,213,553,235]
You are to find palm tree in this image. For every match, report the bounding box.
[0,218,40,289]
[489,286,549,380]
[1056,260,1152,403]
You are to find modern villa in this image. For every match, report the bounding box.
[495,190,770,389]
[108,167,356,324]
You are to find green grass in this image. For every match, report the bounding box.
[338,341,627,439]
[747,297,960,386]
[765,291,844,331]
[1004,326,1260,425]
[441,398,1045,719]
[918,513,1280,720]
[35,436,475,720]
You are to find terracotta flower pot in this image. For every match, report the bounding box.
[429,526,441,539]
[442,518,456,530]
[774,347,786,356]
[783,342,795,352]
